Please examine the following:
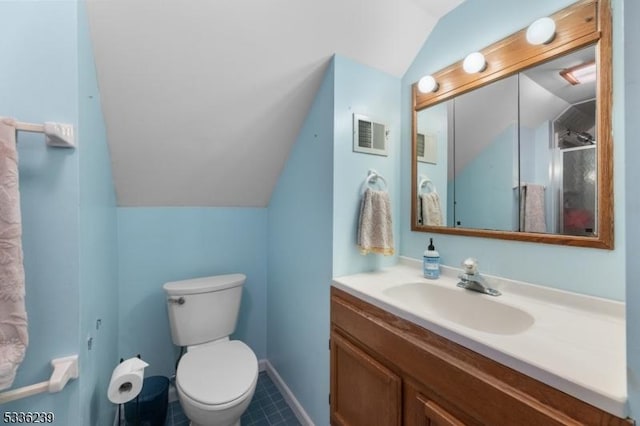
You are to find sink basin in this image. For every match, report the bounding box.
[382,282,534,335]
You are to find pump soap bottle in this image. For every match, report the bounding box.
[423,238,440,279]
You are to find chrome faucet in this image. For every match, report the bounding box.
[457,258,501,297]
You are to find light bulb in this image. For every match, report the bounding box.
[526,17,556,45]
[418,75,439,93]
[463,52,486,74]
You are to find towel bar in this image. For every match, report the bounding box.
[0,355,79,404]
[14,120,75,148]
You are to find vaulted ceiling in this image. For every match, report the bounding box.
[87,0,463,207]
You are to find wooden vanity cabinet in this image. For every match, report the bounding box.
[404,382,470,426]
[330,287,633,426]
[330,331,401,426]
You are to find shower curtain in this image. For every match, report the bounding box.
[0,118,28,390]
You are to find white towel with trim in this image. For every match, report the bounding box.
[357,188,395,256]
[0,117,28,390]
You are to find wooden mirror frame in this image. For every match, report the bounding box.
[411,0,613,249]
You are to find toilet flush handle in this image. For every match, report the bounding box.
[168,297,185,305]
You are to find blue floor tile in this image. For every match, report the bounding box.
[165,372,302,426]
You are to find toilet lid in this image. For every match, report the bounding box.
[177,341,258,406]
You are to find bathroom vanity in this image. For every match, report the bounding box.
[329,260,631,425]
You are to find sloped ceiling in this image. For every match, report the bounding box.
[87,0,463,207]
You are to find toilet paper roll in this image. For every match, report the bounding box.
[107,357,149,404]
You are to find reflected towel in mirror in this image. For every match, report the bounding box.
[420,192,443,226]
[520,184,546,233]
[357,188,394,256]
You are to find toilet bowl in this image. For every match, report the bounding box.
[163,274,258,426]
[176,340,258,426]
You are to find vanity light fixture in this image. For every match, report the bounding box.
[462,52,486,74]
[418,75,439,93]
[526,17,556,45]
[560,61,596,85]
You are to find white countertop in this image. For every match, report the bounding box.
[332,257,627,418]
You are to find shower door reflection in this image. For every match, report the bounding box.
[559,146,596,236]
[520,45,598,237]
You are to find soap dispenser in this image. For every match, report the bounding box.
[423,238,440,279]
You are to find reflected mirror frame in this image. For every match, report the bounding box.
[410,0,613,249]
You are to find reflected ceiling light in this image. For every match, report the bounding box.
[463,52,486,74]
[560,61,596,85]
[526,17,556,45]
[418,75,439,93]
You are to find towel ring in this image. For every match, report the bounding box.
[363,169,388,193]
[419,176,436,194]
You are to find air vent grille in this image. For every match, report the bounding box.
[358,120,373,148]
[353,114,388,156]
[416,132,437,164]
[416,133,425,158]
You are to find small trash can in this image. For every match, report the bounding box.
[124,376,170,426]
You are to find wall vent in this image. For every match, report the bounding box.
[353,114,388,156]
[416,132,437,164]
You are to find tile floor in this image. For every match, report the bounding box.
[164,371,302,426]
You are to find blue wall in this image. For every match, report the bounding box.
[266,59,334,426]
[454,124,517,231]
[266,55,401,425]
[624,0,640,418]
[332,56,401,277]
[1,2,119,424]
[77,1,119,424]
[4,0,636,424]
[117,207,267,378]
[0,1,117,425]
[0,2,81,423]
[400,0,627,301]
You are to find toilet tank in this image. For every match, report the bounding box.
[163,274,246,347]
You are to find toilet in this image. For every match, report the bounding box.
[163,273,258,426]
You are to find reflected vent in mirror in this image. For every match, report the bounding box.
[353,114,388,156]
[416,133,425,157]
[416,132,437,164]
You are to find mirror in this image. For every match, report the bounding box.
[411,0,613,249]
[416,75,520,231]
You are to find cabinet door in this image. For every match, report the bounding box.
[417,395,465,426]
[330,331,401,426]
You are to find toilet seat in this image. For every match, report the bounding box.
[176,340,258,407]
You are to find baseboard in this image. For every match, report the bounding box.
[168,382,178,403]
[263,360,315,426]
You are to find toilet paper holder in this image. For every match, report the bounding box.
[0,355,79,404]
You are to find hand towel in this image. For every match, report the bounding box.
[421,192,443,226]
[357,188,394,256]
[0,118,28,390]
[520,184,546,233]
